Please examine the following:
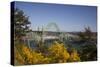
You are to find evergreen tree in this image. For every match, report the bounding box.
[14,8,31,41]
[78,26,93,42]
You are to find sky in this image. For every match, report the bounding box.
[14,1,97,32]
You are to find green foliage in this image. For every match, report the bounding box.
[78,27,97,61]
[80,43,97,61]
[14,8,31,40]
[78,26,93,42]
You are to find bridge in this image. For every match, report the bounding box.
[22,22,78,48]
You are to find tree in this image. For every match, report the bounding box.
[48,41,70,63]
[14,8,31,41]
[78,26,93,42]
[80,43,97,61]
[78,27,97,61]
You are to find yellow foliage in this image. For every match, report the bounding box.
[15,44,50,65]
[48,41,70,63]
[14,47,24,65]
[21,45,46,64]
[15,41,80,65]
[69,49,80,62]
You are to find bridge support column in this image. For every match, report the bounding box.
[27,39,30,48]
